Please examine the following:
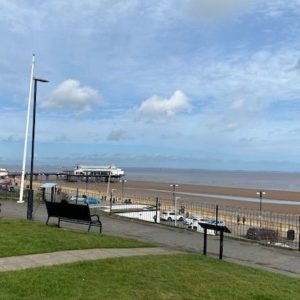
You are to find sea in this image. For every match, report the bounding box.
[124,167,300,192]
[5,164,300,192]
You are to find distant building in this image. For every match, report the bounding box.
[73,165,125,178]
[0,168,8,179]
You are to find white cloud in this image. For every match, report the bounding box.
[137,90,192,121]
[226,122,239,131]
[42,80,103,114]
[180,0,255,22]
[107,129,128,141]
[231,99,245,110]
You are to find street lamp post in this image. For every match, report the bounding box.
[27,77,49,220]
[110,188,116,215]
[170,184,179,224]
[256,190,266,227]
[174,197,180,227]
[120,179,127,201]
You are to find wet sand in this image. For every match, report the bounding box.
[54,179,300,215]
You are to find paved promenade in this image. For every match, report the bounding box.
[1,200,300,278]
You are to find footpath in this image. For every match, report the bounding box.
[0,248,179,272]
[1,200,300,278]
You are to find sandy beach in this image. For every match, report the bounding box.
[51,179,300,215]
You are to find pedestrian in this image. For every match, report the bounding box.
[242,216,246,225]
[237,214,240,225]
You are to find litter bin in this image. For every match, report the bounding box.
[287,229,295,241]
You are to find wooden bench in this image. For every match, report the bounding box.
[45,200,102,233]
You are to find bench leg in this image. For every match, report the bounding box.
[46,216,50,225]
[88,222,102,233]
[58,217,61,228]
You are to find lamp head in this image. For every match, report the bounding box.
[33,77,49,83]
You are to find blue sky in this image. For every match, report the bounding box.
[1,0,300,171]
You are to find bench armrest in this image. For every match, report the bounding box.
[90,214,101,222]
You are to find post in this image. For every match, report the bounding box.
[50,186,54,202]
[27,79,38,220]
[203,228,207,255]
[175,197,180,227]
[18,54,35,204]
[298,215,300,252]
[27,77,49,220]
[155,197,159,224]
[106,166,112,199]
[109,191,113,215]
[170,184,178,224]
[219,231,224,260]
[85,176,89,193]
[120,179,127,201]
[256,191,265,228]
[76,188,79,204]
[215,205,219,235]
[260,193,262,212]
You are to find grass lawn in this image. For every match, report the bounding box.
[0,254,299,299]
[0,220,153,257]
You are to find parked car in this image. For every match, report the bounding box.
[210,220,226,227]
[187,217,211,230]
[184,216,200,225]
[246,227,278,242]
[68,195,87,203]
[84,198,101,205]
[161,211,184,221]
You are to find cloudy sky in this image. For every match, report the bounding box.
[1,0,300,171]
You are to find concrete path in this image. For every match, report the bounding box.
[0,248,179,272]
[1,200,300,278]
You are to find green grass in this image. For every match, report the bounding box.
[0,195,19,201]
[0,254,299,299]
[0,220,153,257]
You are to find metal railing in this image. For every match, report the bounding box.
[1,185,299,250]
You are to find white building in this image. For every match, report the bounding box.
[73,164,125,177]
[0,168,8,179]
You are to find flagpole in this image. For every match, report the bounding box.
[18,54,35,203]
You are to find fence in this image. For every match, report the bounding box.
[1,184,300,250]
[61,188,300,251]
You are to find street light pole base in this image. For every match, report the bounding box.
[27,189,34,220]
[17,200,25,203]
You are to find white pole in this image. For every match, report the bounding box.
[18,54,35,203]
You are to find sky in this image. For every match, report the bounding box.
[1,0,300,171]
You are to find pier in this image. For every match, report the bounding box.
[8,171,124,183]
